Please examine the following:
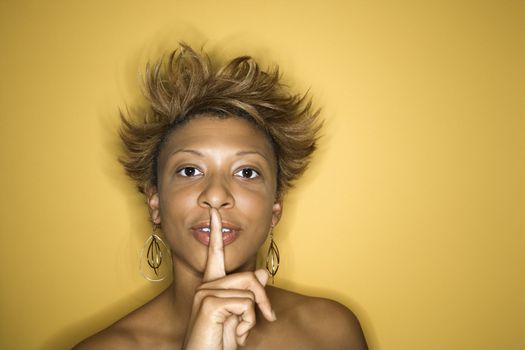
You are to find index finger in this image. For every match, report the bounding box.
[203,208,226,281]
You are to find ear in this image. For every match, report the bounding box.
[271,201,283,227]
[145,185,161,225]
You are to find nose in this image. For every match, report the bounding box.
[197,175,235,209]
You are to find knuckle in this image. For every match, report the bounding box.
[245,289,256,300]
[242,297,255,308]
[200,295,217,312]
[193,289,207,304]
[211,247,224,254]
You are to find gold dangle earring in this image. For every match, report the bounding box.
[266,227,280,284]
[139,225,171,282]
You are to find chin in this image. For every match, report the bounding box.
[225,254,258,274]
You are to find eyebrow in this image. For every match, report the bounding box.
[236,150,271,162]
[169,149,204,157]
[168,148,272,163]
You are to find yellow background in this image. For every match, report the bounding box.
[1,1,523,349]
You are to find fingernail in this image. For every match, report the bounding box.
[271,310,277,321]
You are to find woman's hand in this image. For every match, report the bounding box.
[182,208,276,350]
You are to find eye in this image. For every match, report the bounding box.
[234,168,260,179]
[177,166,203,177]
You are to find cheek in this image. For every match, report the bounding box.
[159,187,197,227]
[235,188,275,225]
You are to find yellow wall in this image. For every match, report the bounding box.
[1,1,523,349]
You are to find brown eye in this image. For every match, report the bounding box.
[177,167,203,177]
[234,168,260,179]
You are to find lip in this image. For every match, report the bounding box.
[191,221,242,246]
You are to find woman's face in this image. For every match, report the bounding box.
[147,115,282,274]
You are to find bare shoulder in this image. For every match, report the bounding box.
[298,296,368,349]
[73,317,139,350]
[73,289,175,350]
[267,286,368,350]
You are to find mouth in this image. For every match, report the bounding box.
[191,222,241,246]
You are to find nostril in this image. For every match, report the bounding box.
[197,181,235,208]
[219,201,232,209]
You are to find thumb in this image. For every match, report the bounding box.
[254,269,269,287]
[253,269,276,322]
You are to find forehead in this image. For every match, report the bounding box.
[159,115,276,162]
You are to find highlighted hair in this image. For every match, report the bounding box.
[119,44,321,199]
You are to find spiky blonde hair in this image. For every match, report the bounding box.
[119,44,321,199]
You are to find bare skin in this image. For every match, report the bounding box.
[74,116,367,349]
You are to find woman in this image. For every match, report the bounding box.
[75,44,368,349]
